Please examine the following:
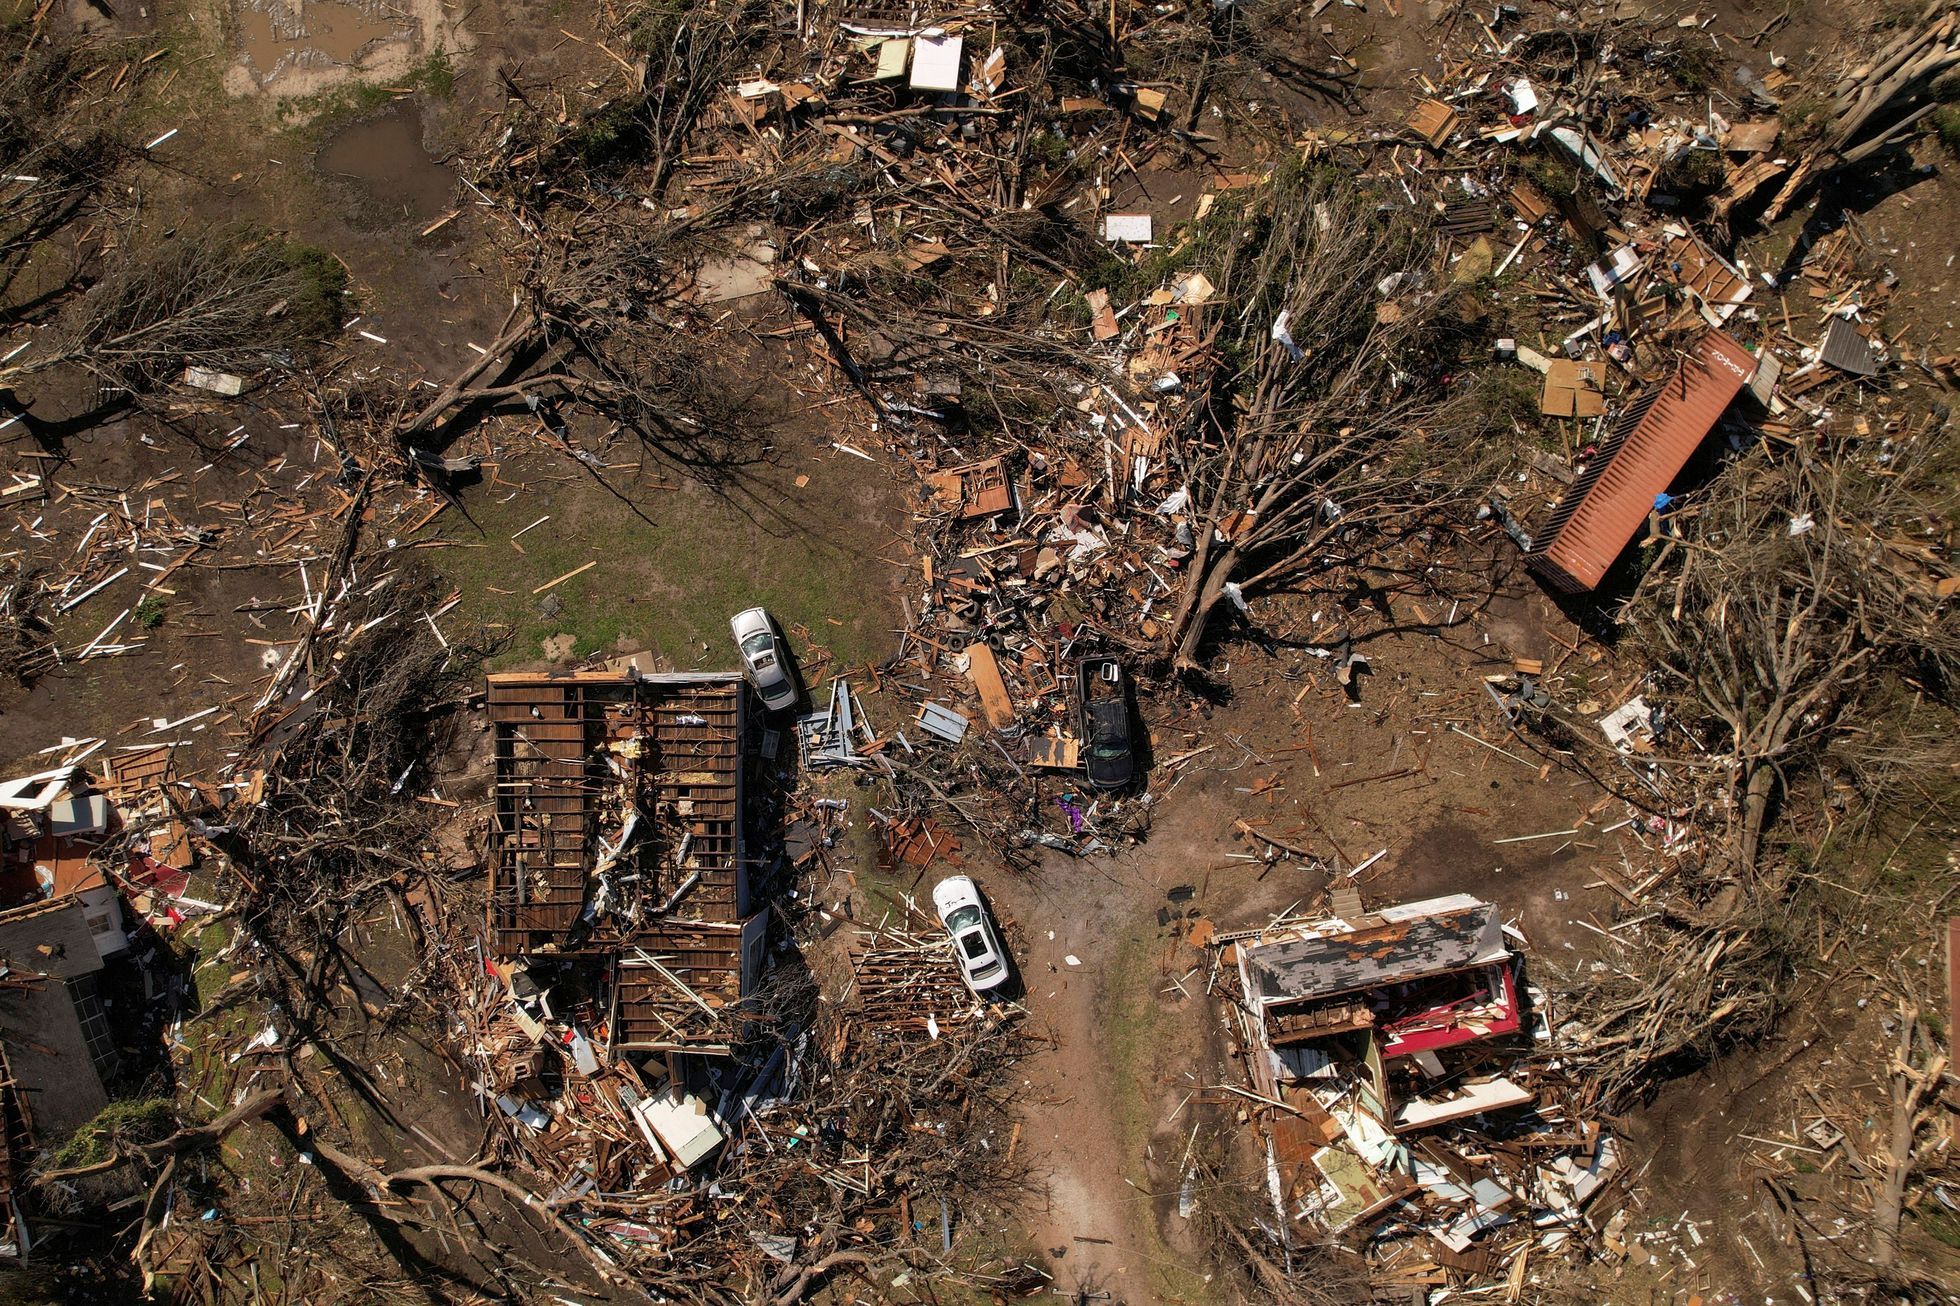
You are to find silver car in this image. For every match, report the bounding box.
[931,875,1009,994]
[729,607,798,712]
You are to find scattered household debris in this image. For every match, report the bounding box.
[2,1,1953,1300]
[1211,893,1617,1292]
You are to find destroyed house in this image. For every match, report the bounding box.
[1214,895,1616,1249]
[0,766,126,961]
[0,897,117,1143]
[1526,329,1757,593]
[1237,895,1519,1065]
[487,671,766,1057]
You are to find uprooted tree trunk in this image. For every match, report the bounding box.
[1581,438,1960,1102]
[1871,1001,1951,1272]
[36,1088,284,1187]
[1757,8,1960,222]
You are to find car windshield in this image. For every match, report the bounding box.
[1090,742,1128,760]
[946,905,983,932]
[741,632,775,657]
[959,930,991,960]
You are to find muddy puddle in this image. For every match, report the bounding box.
[238,0,404,72]
[316,100,455,227]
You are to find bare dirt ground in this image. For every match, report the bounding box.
[8,0,1959,1299]
[975,559,1651,1303]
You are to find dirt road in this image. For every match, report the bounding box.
[991,850,1165,1303]
[984,793,1257,1306]
[971,611,1614,1304]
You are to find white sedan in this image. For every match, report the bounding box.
[931,875,1010,994]
[729,607,798,712]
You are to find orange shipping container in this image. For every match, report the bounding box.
[1527,331,1756,593]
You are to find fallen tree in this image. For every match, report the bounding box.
[1759,7,1960,222]
[1635,439,1959,876]
[1,225,345,397]
[0,20,146,300]
[1160,165,1508,672]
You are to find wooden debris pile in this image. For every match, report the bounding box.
[441,903,1028,1299]
[1204,894,1627,1297]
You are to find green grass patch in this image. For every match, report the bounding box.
[415,48,457,100]
[272,238,350,340]
[1918,1203,1960,1251]
[1779,91,1833,147]
[275,51,458,134]
[1934,104,1960,154]
[435,455,898,673]
[1100,931,1218,1305]
[1103,931,1165,1172]
[48,1096,177,1169]
[176,918,266,1106]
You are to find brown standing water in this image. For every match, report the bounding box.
[239,1,404,70]
[316,100,456,226]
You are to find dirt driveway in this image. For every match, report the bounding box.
[974,597,1636,1304]
[986,838,1217,1306]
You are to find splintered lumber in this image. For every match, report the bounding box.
[850,934,976,1035]
[963,642,1015,730]
[533,560,598,594]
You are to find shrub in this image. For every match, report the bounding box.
[48,1097,176,1169]
[1934,104,1960,154]
[274,239,350,342]
[1779,91,1832,146]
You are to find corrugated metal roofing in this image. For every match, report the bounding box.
[1527,330,1756,593]
[1242,901,1507,1003]
[1819,316,1878,376]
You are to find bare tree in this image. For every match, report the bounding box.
[0,557,57,684]
[1556,882,1793,1101]
[384,0,767,461]
[1634,439,1959,875]
[0,22,144,300]
[1161,169,1500,671]
[1870,998,1951,1273]
[3,228,329,395]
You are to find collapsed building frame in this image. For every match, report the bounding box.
[486,670,767,1059]
[1211,894,1619,1263]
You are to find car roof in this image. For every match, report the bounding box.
[932,875,979,907]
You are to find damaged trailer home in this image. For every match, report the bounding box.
[486,670,768,1061]
[1213,894,1621,1287]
